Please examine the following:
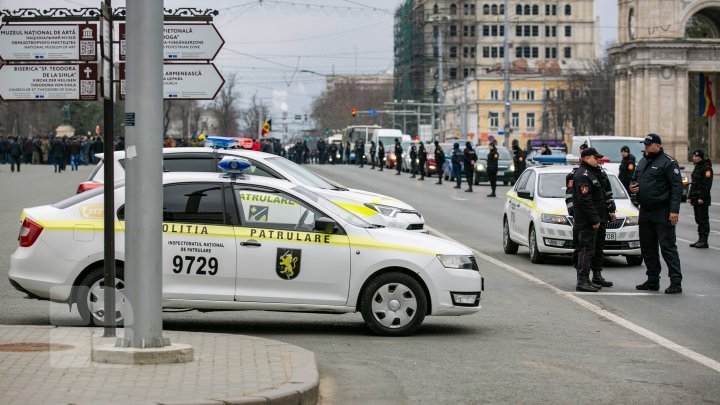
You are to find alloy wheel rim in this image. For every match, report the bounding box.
[86,277,128,324]
[371,282,417,329]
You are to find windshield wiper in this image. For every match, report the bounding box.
[334,186,349,191]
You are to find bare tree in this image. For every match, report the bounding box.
[212,72,240,136]
[163,101,173,137]
[311,78,392,131]
[239,93,270,138]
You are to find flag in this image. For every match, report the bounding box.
[261,119,272,135]
[700,73,717,117]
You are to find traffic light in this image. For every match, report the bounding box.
[325,129,330,136]
[351,107,357,117]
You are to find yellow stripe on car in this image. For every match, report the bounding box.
[332,201,379,217]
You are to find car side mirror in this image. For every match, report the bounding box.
[314,217,337,234]
[517,190,534,200]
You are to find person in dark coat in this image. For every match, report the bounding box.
[487,142,499,197]
[434,140,445,185]
[394,139,403,175]
[417,141,427,180]
[9,137,23,172]
[377,141,385,171]
[409,144,418,178]
[463,141,477,192]
[369,141,377,169]
[451,143,463,188]
[512,144,526,181]
[50,137,65,173]
[688,149,713,249]
[618,145,636,192]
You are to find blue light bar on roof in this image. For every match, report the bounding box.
[218,156,252,175]
[205,136,239,149]
[533,155,568,164]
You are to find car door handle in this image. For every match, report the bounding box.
[240,240,261,247]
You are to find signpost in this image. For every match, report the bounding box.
[0,63,97,100]
[118,62,224,100]
[0,23,97,61]
[118,22,224,61]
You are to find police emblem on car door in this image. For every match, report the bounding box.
[276,248,301,280]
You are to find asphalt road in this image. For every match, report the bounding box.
[1,163,719,404]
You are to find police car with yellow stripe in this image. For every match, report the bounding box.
[10,157,483,336]
[80,137,425,232]
[503,156,642,265]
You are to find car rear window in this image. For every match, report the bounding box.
[164,157,216,173]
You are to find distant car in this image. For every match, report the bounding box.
[502,163,642,265]
[10,163,483,336]
[424,142,452,177]
[474,146,515,186]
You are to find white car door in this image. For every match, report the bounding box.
[161,182,237,301]
[513,171,536,244]
[232,185,352,306]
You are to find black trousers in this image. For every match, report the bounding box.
[378,156,384,170]
[573,223,605,275]
[453,164,462,187]
[419,160,426,177]
[465,168,474,188]
[639,207,682,285]
[10,156,21,172]
[488,168,498,191]
[693,203,710,236]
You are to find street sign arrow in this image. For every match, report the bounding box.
[0,23,97,61]
[0,63,98,101]
[119,23,224,61]
[118,62,224,100]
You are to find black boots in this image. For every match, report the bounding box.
[592,270,613,287]
[665,284,682,294]
[636,280,660,291]
[694,233,709,249]
[487,192,496,197]
[576,272,598,292]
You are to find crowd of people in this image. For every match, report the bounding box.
[0,135,107,173]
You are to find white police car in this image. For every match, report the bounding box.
[503,157,642,265]
[10,157,483,336]
[80,138,426,232]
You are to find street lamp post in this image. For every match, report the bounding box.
[427,14,449,142]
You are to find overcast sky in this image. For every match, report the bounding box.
[1,0,618,128]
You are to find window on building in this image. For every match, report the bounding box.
[463,68,469,78]
[523,46,531,58]
[532,47,538,58]
[450,46,457,58]
[483,25,490,36]
[433,25,439,37]
[463,3,468,15]
[499,4,504,15]
[544,90,553,99]
[524,5,530,15]
[500,26,504,36]
[471,46,476,57]
[499,47,504,57]
[464,25,469,36]
[546,4,556,15]
[511,90,520,100]
[532,26,539,36]
[483,4,490,15]
[516,4,522,15]
[491,4,497,15]
[483,46,490,57]
[527,113,536,129]
[450,25,457,36]
[471,25,475,36]
[511,112,520,128]
[450,3,457,14]
[490,112,499,128]
[491,47,498,58]
[527,90,535,100]
[470,68,476,76]
[463,46,469,58]
[546,25,557,37]
[491,25,497,36]
[565,26,572,37]
[557,90,565,99]
[450,68,457,80]
[532,5,539,15]
[545,47,557,59]
[565,5,572,16]
[524,25,531,36]
[433,4,439,14]
[564,46,572,58]
[490,90,499,100]
[516,47,522,58]
[516,25,522,37]
[471,4,476,15]
[433,46,439,58]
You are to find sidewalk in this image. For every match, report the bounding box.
[0,325,318,404]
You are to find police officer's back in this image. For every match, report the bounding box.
[688,149,713,248]
[377,141,385,171]
[394,139,403,175]
[463,141,477,192]
[409,144,418,177]
[434,140,446,184]
[512,144,526,181]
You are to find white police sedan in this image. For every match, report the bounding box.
[80,138,426,232]
[10,158,483,336]
[503,159,642,265]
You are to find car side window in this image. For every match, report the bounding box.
[235,186,319,232]
[524,172,537,196]
[163,183,226,225]
[164,156,215,172]
[514,171,531,191]
[217,155,282,179]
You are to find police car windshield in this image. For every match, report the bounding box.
[293,186,371,228]
[588,140,644,163]
[477,146,512,160]
[265,156,342,190]
[538,172,628,199]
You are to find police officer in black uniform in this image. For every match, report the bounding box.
[377,141,385,171]
[356,138,365,168]
[512,144,526,182]
[418,141,428,180]
[631,134,683,294]
[451,142,463,188]
[463,141,477,192]
[434,140,445,185]
[572,147,616,292]
[409,143,418,178]
[688,149,713,249]
[487,142,499,197]
[619,145,636,192]
[394,139,403,175]
[369,141,377,169]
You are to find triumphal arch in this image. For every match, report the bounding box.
[610,0,720,160]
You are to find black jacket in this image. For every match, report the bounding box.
[418,145,427,164]
[572,162,614,226]
[631,148,682,213]
[378,144,385,159]
[487,149,499,171]
[619,153,636,190]
[689,159,713,204]
[513,149,526,174]
[9,140,22,157]
[463,147,477,170]
[434,145,446,165]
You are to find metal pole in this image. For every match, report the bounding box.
[403,102,407,134]
[438,21,446,142]
[502,0,511,148]
[122,0,166,348]
[430,102,435,141]
[462,77,468,139]
[102,0,115,338]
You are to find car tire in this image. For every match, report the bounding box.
[75,266,128,327]
[528,225,544,264]
[360,272,427,336]
[503,218,519,254]
[626,256,643,266]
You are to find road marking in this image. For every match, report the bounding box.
[676,237,720,252]
[426,225,720,374]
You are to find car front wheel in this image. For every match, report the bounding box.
[528,225,544,264]
[360,272,427,336]
[75,266,128,326]
[503,218,519,254]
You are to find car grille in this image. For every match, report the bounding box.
[406,223,424,230]
[568,217,626,229]
[548,240,638,250]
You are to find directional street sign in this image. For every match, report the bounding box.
[0,24,97,61]
[119,23,224,61]
[118,62,224,100]
[0,63,97,101]
[369,108,378,117]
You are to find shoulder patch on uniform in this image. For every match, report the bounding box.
[628,163,634,171]
[580,185,589,195]
[567,179,574,188]
[674,168,679,175]
[706,170,712,178]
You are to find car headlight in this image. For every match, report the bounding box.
[364,203,401,218]
[624,216,639,226]
[475,163,485,171]
[682,176,689,185]
[509,163,515,172]
[437,255,478,270]
[541,214,570,225]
